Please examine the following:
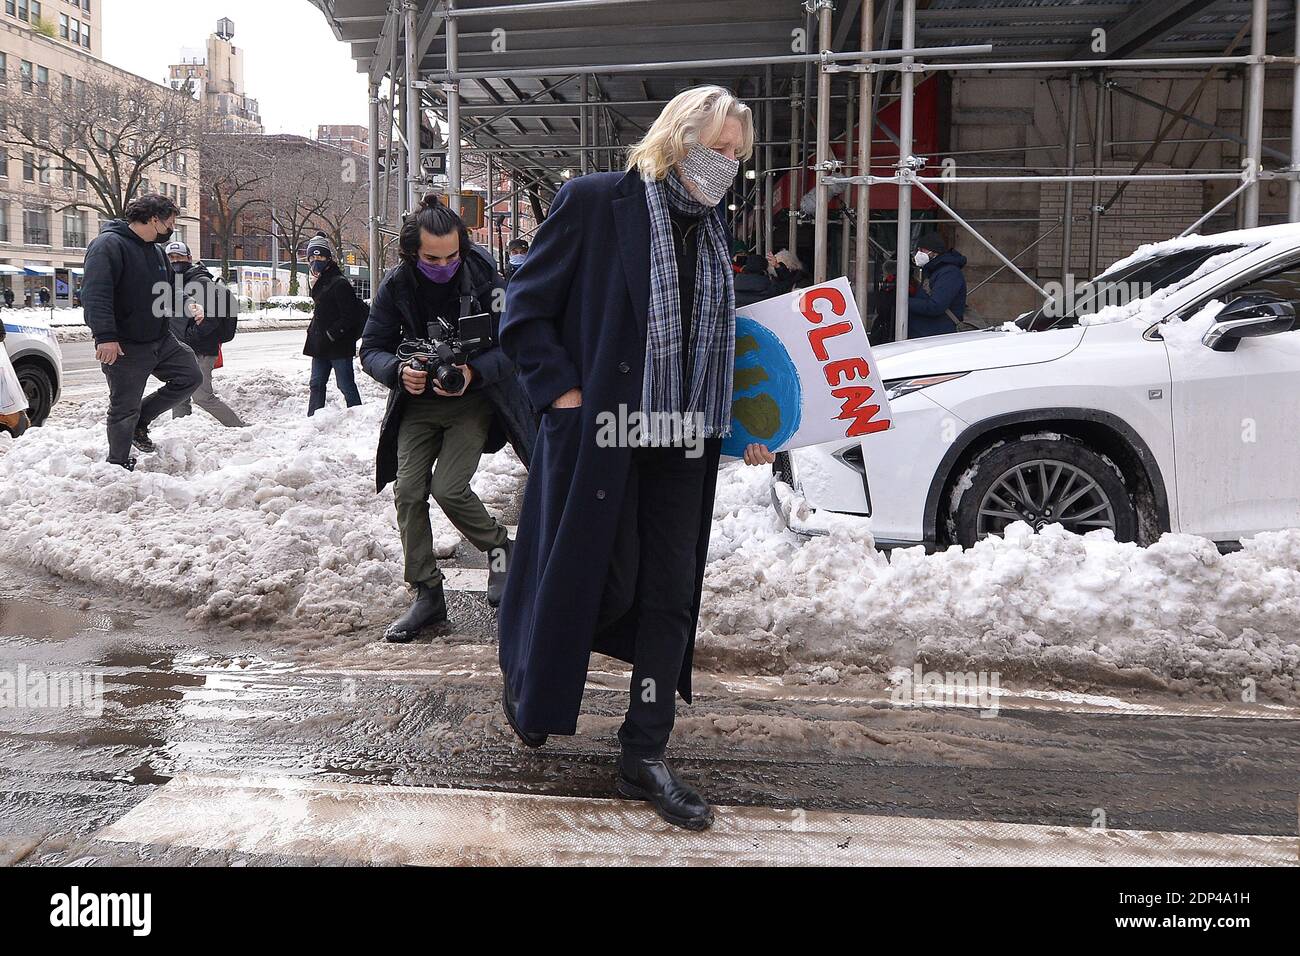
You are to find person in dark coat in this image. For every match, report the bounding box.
[907,229,968,338]
[2,288,13,309]
[165,240,246,427]
[503,238,529,284]
[82,193,201,470]
[733,253,776,309]
[305,233,366,416]
[767,248,809,295]
[498,85,772,832]
[360,195,535,642]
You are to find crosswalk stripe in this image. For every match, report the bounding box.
[96,774,1296,866]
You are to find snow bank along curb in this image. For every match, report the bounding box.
[49,308,313,344]
[2,368,1297,703]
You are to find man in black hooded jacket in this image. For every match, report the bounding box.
[82,194,200,469]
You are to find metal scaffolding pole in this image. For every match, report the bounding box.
[445,0,462,215]
[580,74,590,176]
[855,0,874,305]
[450,44,993,81]
[1061,72,1079,280]
[1293,1,1300,222]
[487,153,496,266]
[813,0,833,283]
[893,0,916,342]
[1243,0,1267,227]
[403,1,421,212]
[764,65,775,257]
[841,80,856,278]
[1087,71,1107,278]
[368,81,381,280]
[788,77,800,254]
[511,184,520,241]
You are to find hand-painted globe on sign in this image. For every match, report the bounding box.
[721,315,802,458]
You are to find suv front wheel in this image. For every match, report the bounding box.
[947,435,1138,548]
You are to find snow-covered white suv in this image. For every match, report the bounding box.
[1,312,62,430]
[778,223,1300,550]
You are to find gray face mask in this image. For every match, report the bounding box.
[677,142,740,207]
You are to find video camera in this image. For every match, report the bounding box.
[397,313,494,395]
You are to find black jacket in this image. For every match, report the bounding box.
[168,263,239,357]
[306,263,367,360]
[82,220,174,346]
[360,244,536,492]
[734,269,776,309]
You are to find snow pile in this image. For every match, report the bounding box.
[0,368,525,633]
[699,465,1300,703]
[50,305,313,343]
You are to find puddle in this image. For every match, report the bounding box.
[0,597,139,642]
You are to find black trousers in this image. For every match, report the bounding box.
[610,440,717,759]
[100,334,201,465]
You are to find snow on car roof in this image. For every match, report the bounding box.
[1104,222,1300,275]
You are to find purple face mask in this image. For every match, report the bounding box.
[417,257,460,284]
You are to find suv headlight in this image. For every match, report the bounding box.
[883,372,969,401]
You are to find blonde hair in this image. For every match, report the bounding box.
[773,249,803,272]
[625,85,754,182]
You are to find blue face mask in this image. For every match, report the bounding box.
[508,254,526,266]
[310,260,329,276]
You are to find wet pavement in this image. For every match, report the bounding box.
[0,563,1297,865]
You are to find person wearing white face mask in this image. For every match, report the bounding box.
[906,230,968,338]
[503,238,529,284]
[498,84,772,831]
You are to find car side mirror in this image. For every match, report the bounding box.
[1201,293,1297,352]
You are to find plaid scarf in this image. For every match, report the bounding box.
[640,169,735,444]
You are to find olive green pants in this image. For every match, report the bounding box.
[394,391,509,587]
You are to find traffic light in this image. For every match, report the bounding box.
[438,192,484,229]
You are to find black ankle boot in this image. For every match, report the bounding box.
[617,756,714,831]
[485,537,512,608]
[501,674,547,748]
[132,423,156,453]
[383,582,447,643]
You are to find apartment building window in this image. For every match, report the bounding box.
[35,65,47,95]
[16,1,26,21]
[22,152,34,182]
[0,53,6,87]
[61,159,71,187]
[20,60,32,94]
[81,24,89,49]
[180,187,187,209]
[37,154,49,184]
[61,74,71,99]
[29,1,39,23]
[0,202,8,244]
[0,148,6,179]
[58,12,66,38]
[69,17,78,44]
[4,3,14,19]
[23,208,50,246]
[62,209,85,248]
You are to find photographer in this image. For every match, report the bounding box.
[166,241,245,427]
[360,195,534,643]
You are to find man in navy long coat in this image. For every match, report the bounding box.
[498,85,772,831]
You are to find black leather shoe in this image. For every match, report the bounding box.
[485,538,513,608]
[383,582,447,643]
[132,424,156,453]
[616,757,714,831]
[501,675,547,748]
[115,457,138,473]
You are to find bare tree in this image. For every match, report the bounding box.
[314,149,369,268]
[2,69,204,220]
[264,140,334,296]
[202,134,271,281]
